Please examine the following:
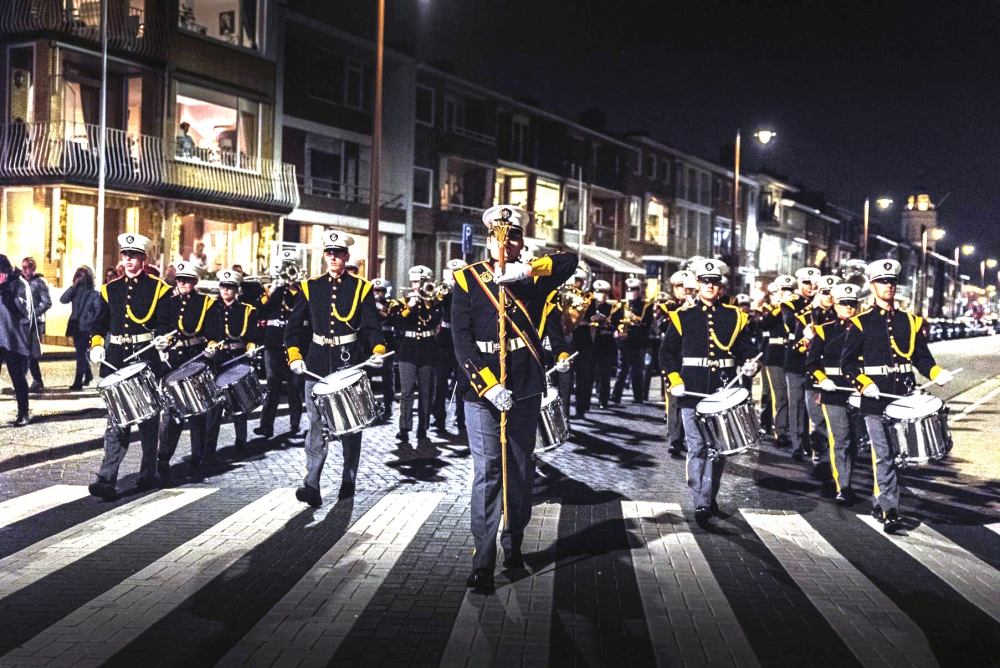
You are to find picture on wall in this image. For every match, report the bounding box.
[219,11,235,36]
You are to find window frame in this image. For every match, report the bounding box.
[413,166,434,208]
[415,84,435,127]
[645,153,657,180]
[177,0,264,53]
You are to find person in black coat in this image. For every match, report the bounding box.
[61,265,102,390]
[0,255,32,426]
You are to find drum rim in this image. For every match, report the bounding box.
[315,368,366,393]
[98,361,150,386]
[166,361,208,382]
[884,395,944,420]
[695,386,751,414]
[215,364,254,384]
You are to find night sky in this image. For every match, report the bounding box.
[387,0,1000,262]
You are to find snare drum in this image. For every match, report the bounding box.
[215,364,265,416]
[694,387,762,456]
[535,387,569,453]
[883,394,949,466]
[97,362,162,428]
[311,368,380,435]
[162,362,220,418]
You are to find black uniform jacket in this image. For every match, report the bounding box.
[91,271,173,378]
[156,291,223,369]
[785,305,835,375]
[451,252,577,403]
[394,296,442,365]
[658,299,756,409]
[257,284,308,350]
[375,295,402,351]
[215,299,261,365]
[434,291,454,353]
[840,306,942,416]
[284,272,386,377]
[805,317,853,407]
[618,298,653,349]
[778,293,812,371]
[579,298,621,355]
[759,303,788,366]
[539,292,573,365]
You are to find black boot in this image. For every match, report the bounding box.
[88,477,117,501]
[12,413,30,427]
[883,508,903,534]
[295,484,323,507]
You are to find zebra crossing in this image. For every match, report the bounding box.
[0,484,999,667]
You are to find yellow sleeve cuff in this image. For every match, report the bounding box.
[476,367,500,396]
[812,370,828,383]
[401,308,411,317]
[287,346,303,364]
[373,344,387,355]
[246,342,256,353]
[90,335,105,348]
[529,257,553,277]
[667,372,683,388]
[856,373,874,389]
[929,365,943,380]
[557,352,571,362]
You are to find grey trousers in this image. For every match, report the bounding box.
[681,407,725,509]
[466,395,542,571]
[398,361,435,434]
[786,372,808,450]
[822,403,854,493]
[666,392,683,447]
[158,409,211,463]
[865,415,899,512]
[304,379,362,491]
[765,366,789,437]
[805,389,829,463]
[99,416,159,484]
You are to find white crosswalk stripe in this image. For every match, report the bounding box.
[216,491,444,667]
[858,515,1000,625]
[987,523,1000,538]
[744,509,938,668]
[0,488,215,601]
[0,485,90,530]
[1,488,305,667]
[626,501,760,668]
[441,503,560,667]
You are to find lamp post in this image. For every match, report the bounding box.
[982,258,997,289]
[953,244,974,318]
[732,128,774,292]
[919,227,945,316]
[861,196,893,262]
[366,0,386,279]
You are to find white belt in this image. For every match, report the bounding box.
[404,330,435,339]
[312,332,357,346]
[173,336,206,348]
[682,357,735,368]
[440,321,451,328]
[767,337,785,344]
[109,332,154,345]
[477,338,527,353]
[864,363,912,375]
[263,319,286,327]
[824,366,842,375]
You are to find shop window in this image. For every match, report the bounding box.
[178,0,260,51]
[174,82,260,169]
[177,213,255,277]
[2,190,45,275]
[416,85,435,126]
[413,167,433,207]
[65,204,97,285]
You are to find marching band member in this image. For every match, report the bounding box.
[285,231,386,506]
[395,265,441,444]
[807,282,861,505]
[840,259,953,533]
[755,283,779,434]
[567,266,596,419]
[256,251,306,440]
[155,261,223,477]
[539,283,574,418]
[797,275,840,482]
[659,258,758,526]
[760,274,795,447]
[452,205,576,591]
[432,260,468,432]
[663,270,695,457]
[372,278,400,425]
[612,276,653,404]
[580,279,620,411]
[783,267,821,462]
[206,269,261,451]
[87,233,172,499]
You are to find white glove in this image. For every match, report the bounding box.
[153,335,171,351]
[740,361,760,378]
[803,325,815,341]
[407,295,418,307]
[934,369,954,386]
[246,344,260,358]
[203,344,217,358]
[495,262,531,284]
[862,383,880,399]
[89,345,105,364]
[159,350,170,363]
[290,359,307,375]
[670,383,686,397]
[554,358,572,374]
[484,384,514,411]
[367,354,384,369]
[818,378,837,392]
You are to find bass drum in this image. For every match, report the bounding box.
[216,363,265,416]
[97,362,162,428]
[162,362,220,418]
[883,394,950,466]
[694,387,762,456]
[535,387,568,453]
[311,368,380,435]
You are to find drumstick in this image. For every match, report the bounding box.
[915,367,963,392]
[723,352,763,390]
[302,351,399,385]
[123,330,178,363]
[222,346,266,367]
[101,360,118,372]
[679,390,713,399]
[546,351,579,377]
[814,384,906,401]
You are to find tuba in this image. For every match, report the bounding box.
[558,285,589,333]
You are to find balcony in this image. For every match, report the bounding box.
[0,122,299,213]
[438,126,498,163]
[0,0,166,60]
[296,174,406,223]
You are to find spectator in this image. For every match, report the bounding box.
[176,121,196,157]
[0,255,31,426]
[21,257,51,393]
[189,241,208,268]
[60,266,101,390]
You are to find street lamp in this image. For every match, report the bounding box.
[366,0,387,280]
[732,128,775,290]
[951,244,975,318]
[980,258,997,288]
[861,196,893,261]
[919,227,945,316]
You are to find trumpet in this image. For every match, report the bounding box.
[268,261,302,289]
[404,280,439,301]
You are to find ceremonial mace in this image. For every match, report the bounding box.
[493,212,513,530]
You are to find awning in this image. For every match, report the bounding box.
[642,254,686,264]
[578,245,645,275]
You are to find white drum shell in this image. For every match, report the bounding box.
[535,388,568,453]
[97,362,162,427]
[163,363,221,418]
[216,364,265,416]
[695,388,761,455]
[311,369,379,435]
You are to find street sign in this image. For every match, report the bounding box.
[461,223,473,256]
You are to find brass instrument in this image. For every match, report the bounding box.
[558,285,591,333]
[616,299,648,341]
[403,280,439,301]
[268,261,302,290]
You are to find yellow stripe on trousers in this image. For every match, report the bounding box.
[821,404,840,493]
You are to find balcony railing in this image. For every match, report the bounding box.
[0,122,299,213]
[443,125,497,146]
[0,0,166,60]
[298,174,405,209]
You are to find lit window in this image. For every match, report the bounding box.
[413,167,433,207]
[174,82,261,169]
[645,198,668,245]
[178,0,261,51]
